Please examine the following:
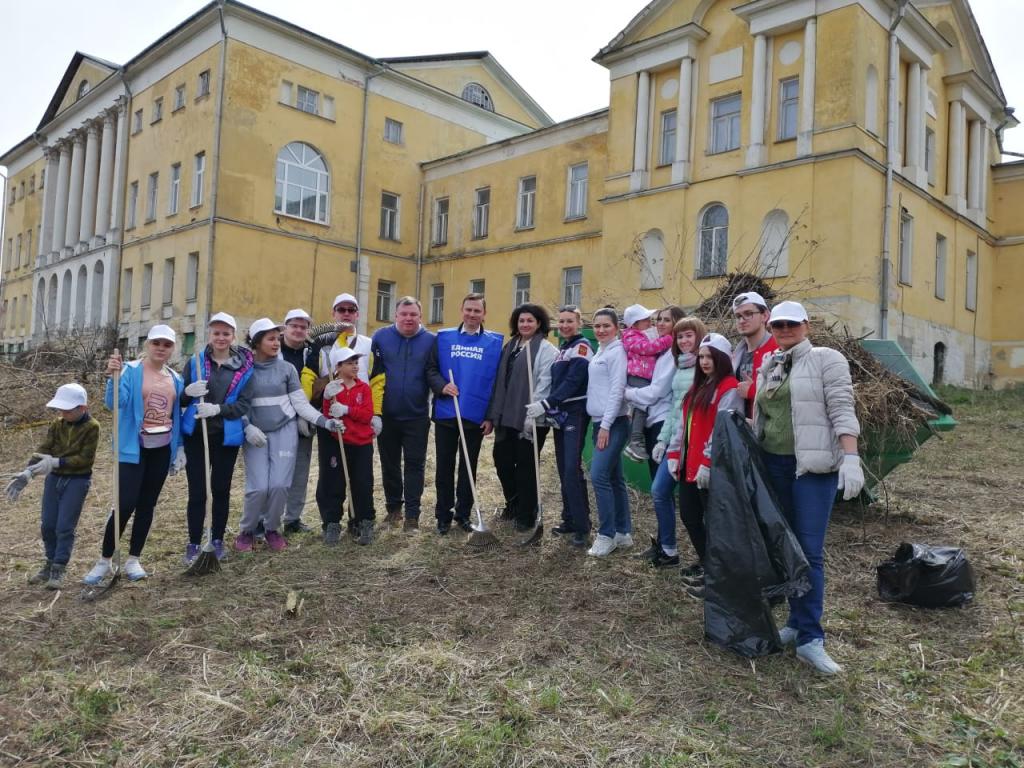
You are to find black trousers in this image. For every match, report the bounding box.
[678,479,709,562]
[433,420,483,525]
[492,426,549,527]
[183,433,241,545]
[377,416,430,518]
[316,436,375,526]
[102,445,170,558]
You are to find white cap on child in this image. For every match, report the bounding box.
[622,304,655,327]
[329,346,364,368]
[47,383,87,410]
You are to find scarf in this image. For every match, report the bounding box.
[761,348,794,395]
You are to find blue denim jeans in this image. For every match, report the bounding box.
[650,458,679,552]
[590,416,630,539]
[761,452,838,645]
[554,404,591,533]
[40,474,91,565]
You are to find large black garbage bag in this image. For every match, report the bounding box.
[876,543,975,607]
[703,410,811,658]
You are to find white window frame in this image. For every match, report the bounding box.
[380,192,400,241]
[127,181,139,228]
[152,97,163,124]
[898,208,913,286]
[965,250,977,312]
[274,142,329,224]
[141,263,153,310]
[186,252,199,303]
[430,283,445,324]
[162,257,175,307]
[433,197,449,246]
[934,234,947,300]
[174,84,186,111]
[517,176,536,229]
[697,204,729,278]
[132,109,143,134]
[197,70,211,98]
[145,172,159,222]
[376,280,396,322]
[461,83,494,111]
[660,110,677,165]
[296,86,319,115]
[514,273,531,305]
[469,279,485,295]
[778,77,799,140]
[192,152,205,207]
[710,94,742,153]
[168,163,181,215]
[384,118,404,144]
[925,127,937,186]
[562,266,582,308]
[566,162,588,220]
[473,187,490,239]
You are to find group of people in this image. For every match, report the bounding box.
[6,288,866,675]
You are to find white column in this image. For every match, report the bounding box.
[672,56,694,184]
[65,133,85,251]
[797,19,817,157]
[109,104,127,240]
[38,150,60,261]
[94,112,116,247]
[631,70,651,191]
[746,33,768,167]
[979,124,989,216]
[51,143,72,257]
[904,61,929,187]
[966,118,982,211]
[79,123,101,248]
[946,100,966,211]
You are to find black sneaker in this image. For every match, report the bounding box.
[323,522,342,546]
[551,522,574,536]
[403,517,419,532]
[513,520,534,532]
[28,560,53,585]
[284,520,312,534]
[685,584,706,600]
[634,536,660,560]
[437,522,451,536]
[357,520,374,546]
[384,505,403,525]
[455,518,473,533]
[45,563,66,590]
[680,562,704,579]
[498,505,517,521]
[569,533,588,548]
[652,549,681,568]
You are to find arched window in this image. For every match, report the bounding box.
[865,65,879,136]
[274,142,329,224]
[697,204,728,277]
[759,209,789,277]
[639,229,665,290]
[461,83,494,112]
[77,80,90,99]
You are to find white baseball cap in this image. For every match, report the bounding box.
[769,301,809,324]
[248,317,284,340]
[46,383,87,410]
[332,293,359,310]
[147,324,176,343]
[622,303,655,327]
[732,291,768,311]
[284,308,312,324]
[209,311,237,330]
[699,332,733,358]
[329,346,364,368]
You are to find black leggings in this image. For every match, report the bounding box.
[184,433,241,545]
[678,479,709,562]
[102,445,170,558]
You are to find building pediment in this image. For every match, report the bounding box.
[37,52,120,130]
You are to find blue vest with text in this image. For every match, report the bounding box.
[434,328,504,425]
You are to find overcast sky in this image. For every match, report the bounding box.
[1,0,1022,165]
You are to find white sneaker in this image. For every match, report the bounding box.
[587,534,617,557]
[124,557,148,582]
[614,532,634,549]
[81,558,112,586]
[778,626,798,647]
[796,639,843,675]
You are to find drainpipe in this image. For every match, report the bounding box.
[202,1,229,344]
[113,69,133,343]
[355,64,385,335]
[995,108,1024,159]
[880,0,909,340]
[415,181,425,298]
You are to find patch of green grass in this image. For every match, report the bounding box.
[535,686,562,713]
[593,685,635,718]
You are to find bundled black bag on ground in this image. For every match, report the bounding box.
[876,543,975,607]
[703,410,811,657]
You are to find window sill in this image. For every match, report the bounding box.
[277,101,336,123]
[514,225,535,232]
[125,225,136,232]
[706,147,740,156]
[471,235,489,241]
[380,237,402,243]
[431,241,447,248]
[563,215,587,223]
[383,139,404,146]
[150,118,162,126]
[655,162,673,169]
[774,136,796,144]
[898,281,912,288]
[694,273,726,280]
[172,106,185,114]
[131,129,142,136]
[167,211,179,218]
[195,93,210,104]
[144,218,156,225]
[274,210,330,228]
[189,202,203,211]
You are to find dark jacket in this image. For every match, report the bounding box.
[370,325,435,421]
[38,412,101,476]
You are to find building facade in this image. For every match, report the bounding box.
[2,0,1022,387]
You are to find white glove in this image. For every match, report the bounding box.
[28,454,60,477]
[524,401,547,419]
[522,414,535,435]
[5,470,32,501]
[169,446,187,476]
[624,388,636,404]
[371,416,383,436]
[324,418,343,433]
[667,458,679,478]
[324,380,343,400]
[184,380,209,398]
[651,442,666,464]
[838,454,865,500]
[695,464,710,490]
[329,402,349,418]
[195,402,221,419]
[297,418,314,438]
[244,424,267,447]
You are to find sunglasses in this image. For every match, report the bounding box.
[334,306,358,314]
[558,305,579,313]
[769,320,804,329]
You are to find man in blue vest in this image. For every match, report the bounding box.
[426,293,503,535]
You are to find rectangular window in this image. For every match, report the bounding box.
[162,258,175,307]
[198,70,211,98]
[380,192,400,241]
[660,110,677,165]
[514,273,531,305]
[965,250,977,311]
[4,240,10,270]
[898,208,913,285]
[517,176,536,229]
[186,251,199,303]
[778,77,799,140]
[29,175,35,194]
[562,266,582,307]
[296,86,319,115]
[925,127,937,186]
[566,162,588,219]
[25,230,31,267]
[127,181,139,228]
[376,280,396,322]
[470,278,485,295]
[141,263,153,309]
[934,235,947,300]
[433,197,449,245]
[15,235,21,268]
[174,84,186,111]
[168,163,181,214]
[133,109,143,133]
[152,97,163,123]
[192,152,205,207]
[145,172,159,222]
[430,284,445,324]
[473,187,490,239]
[710,94,742,153]
[384,118,404,144]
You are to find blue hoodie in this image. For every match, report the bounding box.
[104,359,183,467]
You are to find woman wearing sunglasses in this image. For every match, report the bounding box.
[753,300,864,675]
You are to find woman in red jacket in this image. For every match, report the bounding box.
[666,333,740,586]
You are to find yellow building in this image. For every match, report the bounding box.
[2,0,1023,387]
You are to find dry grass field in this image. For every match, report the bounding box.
[0,385,1021,767]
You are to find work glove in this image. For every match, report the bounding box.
[297,419,314,438]
[371,416,383,436]
[184,380,209,398]
[695,464,710,490]
[667,458,679,478]
[323,418,343,433]
[522,414,535,436]
[195,402,221,419]
[244,424,267,447]
[169,446,187,476]
[28,454,60,478]
[5,470,32,502]
[838,454,865,500]
[651,442,666,464]
[329,402,349,418]
[324,380,343,400]
[623,388,636,404]
[524,401,547,419]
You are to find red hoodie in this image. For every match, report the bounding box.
[322,379,374,446]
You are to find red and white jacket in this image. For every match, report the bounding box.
[322,379,375,446]
[666,376,740,482]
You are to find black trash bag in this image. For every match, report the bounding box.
[876,543,975,607]
[703,410,811,658]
